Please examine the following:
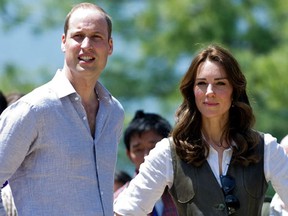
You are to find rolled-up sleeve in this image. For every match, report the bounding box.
[264,133,288,205]
[0,102,38,215]
[0,101,37,185]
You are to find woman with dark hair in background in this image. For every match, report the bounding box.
[0,91,7,114]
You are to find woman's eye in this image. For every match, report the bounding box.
[196,81,207,86]
[216,81,226,85]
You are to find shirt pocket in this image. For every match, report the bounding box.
[241,165,267,199]
[171,174,195,203]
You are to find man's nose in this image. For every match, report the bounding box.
[81,37,92,49]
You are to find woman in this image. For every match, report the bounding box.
[114,45,288,215]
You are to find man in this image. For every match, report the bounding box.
[114,110,178,216]
[0,3,124,216]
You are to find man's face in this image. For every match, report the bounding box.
[127,130,164,171]
[61,8,113,79]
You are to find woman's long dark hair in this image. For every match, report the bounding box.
[171,44,261,166]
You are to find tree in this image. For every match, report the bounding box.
[103,0,288,138]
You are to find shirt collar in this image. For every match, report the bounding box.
[50,69,76,99]
[50,69,113,104]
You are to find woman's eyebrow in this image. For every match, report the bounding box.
[195,77,228,80]
[215,77,228,80]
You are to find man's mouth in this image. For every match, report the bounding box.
[78,56,95,62]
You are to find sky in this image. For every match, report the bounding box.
[0,0,65,75]
[0,23,63,74]
[0,18,134,81]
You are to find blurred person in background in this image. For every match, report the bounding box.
[5,92,25,105]
[0,91,7,114]
[114,170,132,192]
[114,110,178,216]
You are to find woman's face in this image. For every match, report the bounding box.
[194,60,233,121]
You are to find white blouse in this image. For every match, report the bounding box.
[114,133,288,216]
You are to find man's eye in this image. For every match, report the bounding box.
[73,34,83,40]
[91,35,103,41]
[216,81,226,85]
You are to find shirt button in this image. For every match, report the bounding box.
[83,116,87,120]
[101,191,104,195]
[215,203,226,211]
[75,97,79,101]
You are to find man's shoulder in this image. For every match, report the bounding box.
[14,81,59,112]
[24,82,51,98]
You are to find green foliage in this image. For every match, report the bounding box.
[0,64,52,94]
[0,0,30,31]
[237,45,288,139]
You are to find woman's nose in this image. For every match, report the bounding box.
[206,84,215,96]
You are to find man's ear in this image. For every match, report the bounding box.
[108,38,113,55]
[61,34,66,52]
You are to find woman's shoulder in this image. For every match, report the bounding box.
[145,137,173,164]
[262,133,278,145]
[154,137,172,153]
